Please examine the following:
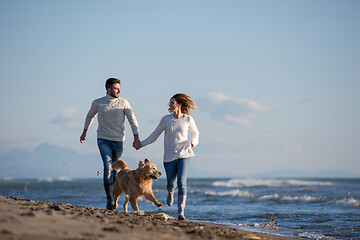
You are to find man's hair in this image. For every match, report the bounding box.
[105,78,121,89]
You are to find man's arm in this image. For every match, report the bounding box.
[80,129,88,143]
[133,134,142,150]
[123,99,141,149]
[80,100,98,143]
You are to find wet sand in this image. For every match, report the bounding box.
[0,195,299,240]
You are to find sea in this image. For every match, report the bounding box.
[1,177,359,240]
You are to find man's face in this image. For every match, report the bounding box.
[107,83,120,98]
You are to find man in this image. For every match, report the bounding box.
[80,78,141,210]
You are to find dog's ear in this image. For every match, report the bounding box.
[145,159,150,164]
[138,160,145,168]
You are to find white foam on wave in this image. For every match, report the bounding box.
[207,190,327,202]
[286,179,333,186]
[259,194,281,200]
[212,178,333,188]
[336,197,360,208]
[1,177,14,182]
[298,231,339,240]
[205,190,258,199]
[259,194,328,202]
[281,195,326,202]
[38,176,73,182]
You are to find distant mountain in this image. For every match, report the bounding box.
[0,143,102,179]
[1,144,358,179]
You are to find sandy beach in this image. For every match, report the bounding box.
[0,195,299,240]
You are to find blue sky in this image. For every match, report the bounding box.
[0,0,359,177]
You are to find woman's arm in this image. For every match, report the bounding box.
[141,116,166,147]
[189,116,199,147]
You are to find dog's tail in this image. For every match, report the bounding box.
[112,160,128,170]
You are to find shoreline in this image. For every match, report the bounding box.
[0,195,300,240]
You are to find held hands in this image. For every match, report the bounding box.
[133,134,142,150]
[81,131,142,150]
[133,139,142,150]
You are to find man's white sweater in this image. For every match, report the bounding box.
[141,114,199,162]
[83,94,139,141]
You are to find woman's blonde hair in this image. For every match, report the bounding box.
[170,93,196,115]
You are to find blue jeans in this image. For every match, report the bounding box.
[164,158,190,196]
[97,138,123,186]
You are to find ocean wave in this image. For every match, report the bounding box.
[212,178,333,188]
[37,176,73,182]
[206,190,328,203]
[336,197,360,208]
[205,190,258,199]
[298,231,339,240]
[0,177,15,182]
[260,194,328,202]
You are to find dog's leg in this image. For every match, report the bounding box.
[113,184,122,210]
[129,196,140,212]
[123,195,130,213]
[144,192,163,208]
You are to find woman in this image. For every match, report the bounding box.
[139,93,199,220]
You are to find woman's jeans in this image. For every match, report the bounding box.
[164,158,190,196]
[97,138,123,186]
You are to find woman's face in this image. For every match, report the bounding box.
[169,98,181,113]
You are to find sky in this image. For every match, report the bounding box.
[0,0,359,177]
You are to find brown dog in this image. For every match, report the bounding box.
[112,158,163,212]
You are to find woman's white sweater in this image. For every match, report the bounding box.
[141,114,199,162]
